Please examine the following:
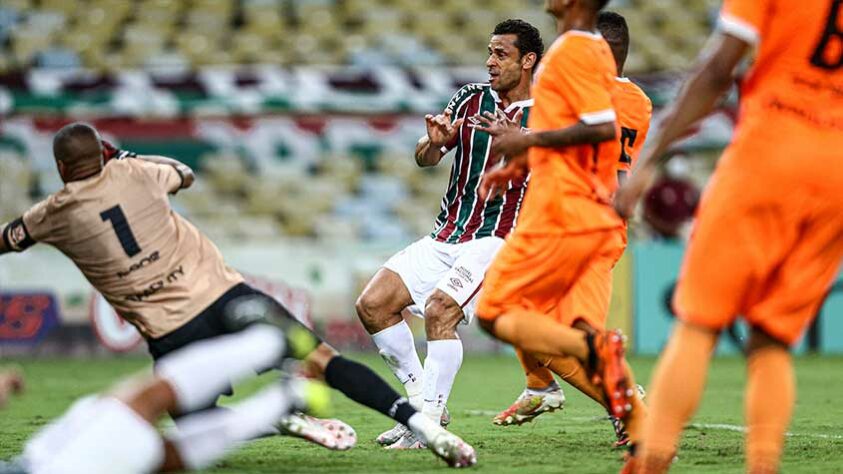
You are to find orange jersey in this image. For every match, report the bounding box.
[612,77,653,190]
[519,31,623,235]
[720,0,843,138]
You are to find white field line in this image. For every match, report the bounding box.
[464,410,843,440]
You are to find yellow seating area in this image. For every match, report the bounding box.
[0,0,720,73]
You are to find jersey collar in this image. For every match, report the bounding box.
[490,88,534,113]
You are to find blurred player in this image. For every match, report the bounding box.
[0,123,476,468]
[614,0,843,472]
[0,369,24,409]
[3,322,328,473]
[491,11,652,448]
[355,19,543,448]
[471,0,647,443]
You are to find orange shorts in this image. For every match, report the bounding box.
[477,228,625,329]
[674,124,843,346]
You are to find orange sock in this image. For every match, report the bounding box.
[638,322,717,473]
[516,348,556,390]
[546,355,607,406]
[493,310,589,362]
[745,346,794,474]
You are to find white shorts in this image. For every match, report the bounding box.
[383,236,505,324]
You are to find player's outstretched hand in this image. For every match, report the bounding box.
[469,110,530,158]
[0,369,24,409]
[101,139,119,162]
[613,163,656,219]
[479,154,528,201]
[425,110,464,148]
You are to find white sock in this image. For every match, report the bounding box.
[421,339,463,421]
[167,384,294,470]
[526,380,561,396]
[156,325,286,413]
[371,321,424,409]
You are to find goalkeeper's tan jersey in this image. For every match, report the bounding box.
[1,159,243,338]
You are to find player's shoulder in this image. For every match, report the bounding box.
[446,83,490,112]
[615,78,653,111]
[553,30,611,57]
[544,31,615,74]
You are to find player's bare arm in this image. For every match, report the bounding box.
[415,109,464,167]
[614,33,749,218]
[473,112,616,158]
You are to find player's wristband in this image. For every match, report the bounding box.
[2,217,35,252]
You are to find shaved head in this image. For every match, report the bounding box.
[52,122,105,183]
[53,122,102,165]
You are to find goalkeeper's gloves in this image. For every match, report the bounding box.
[101,139,137,162]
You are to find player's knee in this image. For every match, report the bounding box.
[355,291,387,331]
[424,293,462,339]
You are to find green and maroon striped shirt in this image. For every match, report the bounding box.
[431,83,533,244]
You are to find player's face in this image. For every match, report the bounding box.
[486,34,524,92]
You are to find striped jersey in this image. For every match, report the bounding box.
[430,83,533,244]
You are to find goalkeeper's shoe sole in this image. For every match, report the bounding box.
[279,413,357,451]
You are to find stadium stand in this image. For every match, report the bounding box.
[0,0,726,243]
[0,0,721,71]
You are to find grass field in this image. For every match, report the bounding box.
[1,354,842,473]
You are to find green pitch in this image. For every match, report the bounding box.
[2,355,841,473]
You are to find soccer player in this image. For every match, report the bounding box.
[491,11,652,447]
[5,322,331,473]
[0,369,24,409]
[355,19,543,448]
[614,0,843,472]
[0,123,476,468]
[471,0,646,440]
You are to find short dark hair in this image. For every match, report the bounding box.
[492,19,545,67]
[597,11,629,73]
[595,0,612,10]
[53,122,100,163]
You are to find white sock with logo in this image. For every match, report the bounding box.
[371,321,424,409]
[421,339,463,422]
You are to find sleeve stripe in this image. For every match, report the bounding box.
[718,13,760,46]
[580,109,617,125]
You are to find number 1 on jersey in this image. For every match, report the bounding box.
[100,205,142,257]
